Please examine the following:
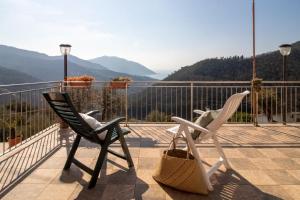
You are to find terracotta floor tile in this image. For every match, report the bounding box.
[237,170,277,185]
[281,185,300,200]
[224,148,245,158]
[266,170,300,185]
[210,169,249,186]
[2,183,46,200]
[209,184,264,200]
[38,156,66,169]
[36,183,78,200]
[51,165,90,185]
[68,184,106,200]
[198,148,220,158]
[229,158,258,170]
[258,148,289,158]
[238,148,266,158]
[271,158,300,170]
[101,184,135,200]
[287,170,300,182]
[21,169,60,184]
[137,169,158,185]
[278,148,300,158]
[293,158,300,165]
[164,186,209,200]
[107,169,137,185]
[138,157,160,170]
[108,157,138,170]
[139,148,162,158]
[135,184,166,200]
[257,185,293,200]
[250,158,283,170]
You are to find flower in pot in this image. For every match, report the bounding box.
[110,76,132,89]
[67,75,95,87]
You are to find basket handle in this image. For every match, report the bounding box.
[165,136,190,159]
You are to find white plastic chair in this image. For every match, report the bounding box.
[166,90,250,191]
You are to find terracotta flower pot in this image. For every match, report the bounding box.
[57,118,69,129]
[8,136,22,148]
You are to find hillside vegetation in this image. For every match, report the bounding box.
[166,41,300,81]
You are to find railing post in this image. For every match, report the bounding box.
[190,82,194,121]
[251,79,260,126]
[125,82,128,126]
[59,81,63,92]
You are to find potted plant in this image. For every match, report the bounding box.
[251,78,263,93]
[67,75,95,87]
[110,76,132,89]
[7,127,22,147]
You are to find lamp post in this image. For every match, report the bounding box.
[251,0,259,127]
[279,44,291,125]
[59,44,72,84]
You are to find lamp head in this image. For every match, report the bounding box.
[279,44,292,56]
[59,44,72,55]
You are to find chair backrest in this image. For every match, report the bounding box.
[207,90,250,131]
[43,92,96,141]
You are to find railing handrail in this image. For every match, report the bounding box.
[0,80,61,88]
[1,80,300,88]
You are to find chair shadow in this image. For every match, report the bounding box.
[58,157,149,200]
[160,168,283,200]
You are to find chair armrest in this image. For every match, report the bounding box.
[193,110,205,115]
[85,110,101,117]
[91,117,125,135]
[171,116,209,134]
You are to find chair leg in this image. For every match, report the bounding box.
[64,134,81,170]
[212,135,231,169]
[88,146,108,189]
[183,125,214,191]
[119,135,134,168]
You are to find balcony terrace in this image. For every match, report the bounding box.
[0,81,300,199]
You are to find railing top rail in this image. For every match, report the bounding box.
[93,80,300,84]
[0,80,300,88]
[0,81,61,88]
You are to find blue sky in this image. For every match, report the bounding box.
[0,0,299,71]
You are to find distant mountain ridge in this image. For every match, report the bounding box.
[0,65,40,84]
[89,56,156,76]
[165,41,300,81]
[0,45,155,84]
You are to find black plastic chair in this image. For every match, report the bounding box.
[43,92,134,189]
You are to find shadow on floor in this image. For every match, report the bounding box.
[161,169,283,200]
[59,163,149,199]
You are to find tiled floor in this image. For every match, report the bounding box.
[2,124,300,200]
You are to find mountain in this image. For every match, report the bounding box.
[0,65,40,84]
[50,55,107,70]
[0,45,155,83]
[89,56,156,76]
[165,41,300,81]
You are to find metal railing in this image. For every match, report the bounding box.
[63,81,300,124]
[0,81,61,154]
[1,80,299,155]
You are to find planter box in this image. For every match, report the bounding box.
[110,82,128,89]
[68,81,92,87]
